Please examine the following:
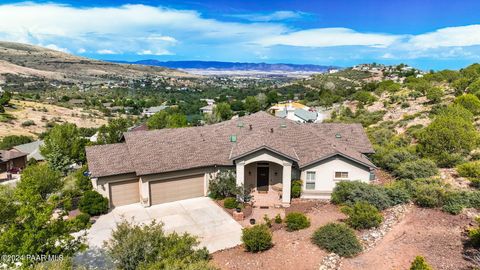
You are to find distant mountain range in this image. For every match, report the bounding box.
[112,60,339,72]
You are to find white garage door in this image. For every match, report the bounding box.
[110,179,140,207]
[150,174,204,205]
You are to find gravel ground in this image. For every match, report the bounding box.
[341,207,473,270]
[212,203,345,270]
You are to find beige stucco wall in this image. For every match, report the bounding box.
[300,155,371,198]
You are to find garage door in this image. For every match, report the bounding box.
[110,179,140,207]
[150,174,204,205]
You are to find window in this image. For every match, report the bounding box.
[335,171,349,179]
[306,171,316,190]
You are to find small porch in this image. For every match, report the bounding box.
[235,149,294,207]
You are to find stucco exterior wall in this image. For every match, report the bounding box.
[300,155,371,199]
[244,162,283,190]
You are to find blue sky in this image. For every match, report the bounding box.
[1,0,480,69]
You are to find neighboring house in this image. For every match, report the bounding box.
[270,102,319,123]
[200,104,215,114]
[86,112,375,208]
[12,140,45,161]
[142,105,169,117]
[0,150,27,173]
[200,99,216,114]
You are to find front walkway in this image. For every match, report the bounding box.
[86,197,242,253]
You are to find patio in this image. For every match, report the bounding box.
[240,187,286,227]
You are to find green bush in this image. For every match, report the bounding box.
[411,179,446,208]
[341,201,383,229]
[312,223,362,257]
[208,170,237,199]
[274,214,282,224]
[331,181,392,210]
[79,190,109,215]
[69,213,91,231]
[393,159,438,180]
[442,191,470,214]
[457,161,480,178]
[105,220,210,270]
[223,197,238,209]
[74,166,92,192]
[385,183,411,205]
[410,256,433,270]
[468,191,480,208]
[291,180,302,198]
[285,212,310,231]
[454,94,480,115]
[241,224,273,252]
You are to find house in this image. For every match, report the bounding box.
[86,112,375,208]
[270,102,319,123]
[0,150,27,173]
[12,140,45,161]
[142,105,169,117]
[200,104,215,114]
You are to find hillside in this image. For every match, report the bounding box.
[0,41,190,85]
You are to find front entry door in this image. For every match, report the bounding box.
[257,167,269,192]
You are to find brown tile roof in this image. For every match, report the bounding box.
[86,111,375,177]
[0,149,27,163]
[85,143,135,177]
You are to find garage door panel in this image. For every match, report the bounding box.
[150,174,204,205]
[110,179,140,207]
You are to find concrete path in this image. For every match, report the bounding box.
[86,197,242,253]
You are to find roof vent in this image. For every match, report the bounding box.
[230,135,237,142]
[270,128,274,133]
[237,121,244,128]
[280,123,287,128]
[249,124,253,130]
[335,133,342,138]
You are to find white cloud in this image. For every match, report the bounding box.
[257,28,402,48]
[230,11,305,22]
[42,43,70,53]
[77,48,86,53]
[137,49,173,55]
[97,49,116,54]
[408,25,480,49]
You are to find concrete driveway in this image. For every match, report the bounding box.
[86,197,242,253]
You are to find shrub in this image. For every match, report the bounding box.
[74,166,92,192]
[223,197,238,209]
[105,220,210,270]
[410,179,446,208]
[426,87,443,103]
[454,94,480,115]
[385,183,411,205]
[69,213,91,231]
[469,191,480,208]
[21,120,35,127]
[285,212,310,231]
[331,181,392,210]
[208,170,237,199]
[241,224,272,252]
[312,223,362,257]
[457,161,480,178]
[274,214,282,224]
[291,180,302,198]
[393,159,438,180]
[442,191,470,214]
[341,201,383,229]
[79,190,109,215]
[410,256,433,270]
[263,214,272,228]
